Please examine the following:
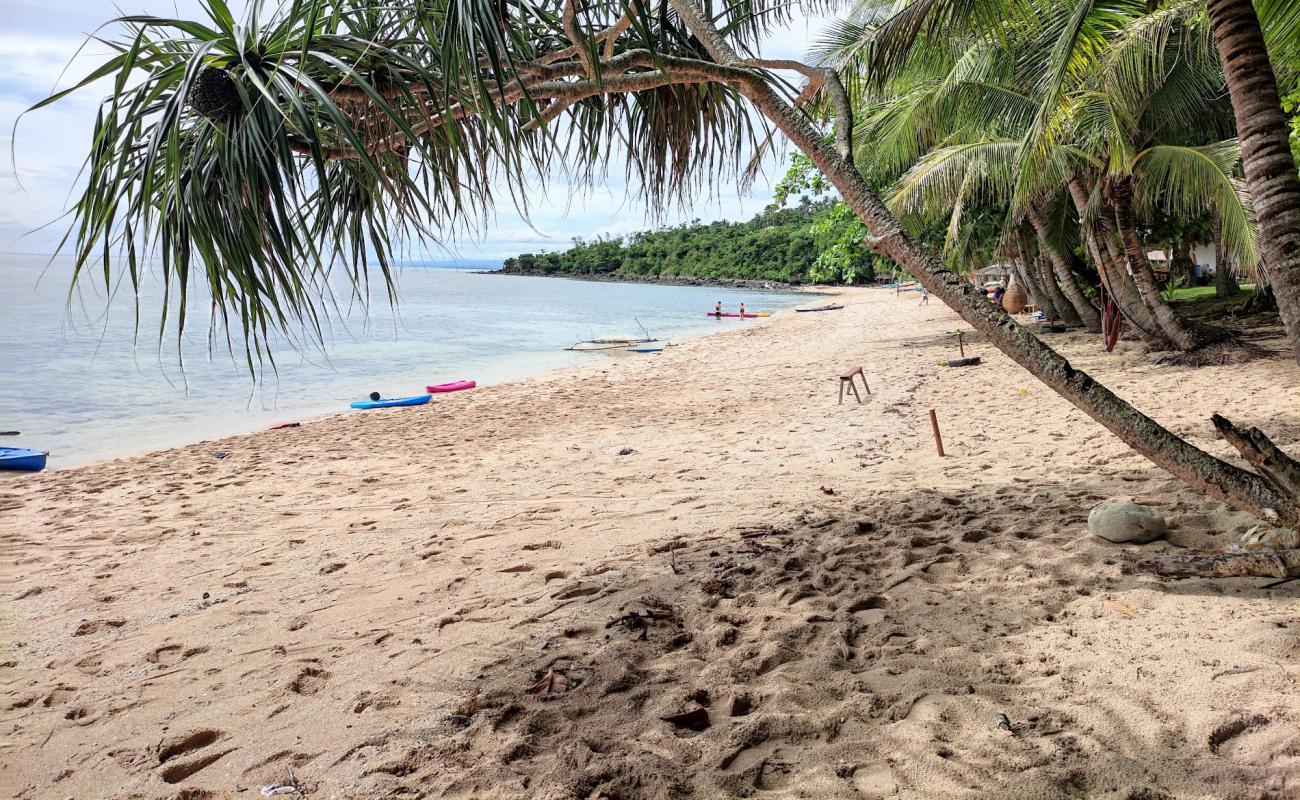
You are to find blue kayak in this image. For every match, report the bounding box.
[627,346,665,353]
[0,447,48,471]
[350,394,432,410]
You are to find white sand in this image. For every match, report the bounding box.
[2,286,1298,799]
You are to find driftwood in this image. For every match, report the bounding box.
[1139,549,1300,579]
[1212,414,1300,501]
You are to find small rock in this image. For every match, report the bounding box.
[617,448,635,456]
[1088,499,1167,544]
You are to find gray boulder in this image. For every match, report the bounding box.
[1088,499,1167,544]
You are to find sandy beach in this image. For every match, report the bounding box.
[2,286,1298,799]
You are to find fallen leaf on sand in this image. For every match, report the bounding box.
[661,707,710,731]
[1102,599,1137,619]
[526,670,569,697]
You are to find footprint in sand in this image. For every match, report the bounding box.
[73,619,126,636]
[42,684,78,707]
[288,666,330,695]
[156,729,235,785]
[852,762,898,797]
[147,644,209,667]
[63,705,99,726]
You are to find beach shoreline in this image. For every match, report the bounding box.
[2,286,1297,799]
[0,263,815,471]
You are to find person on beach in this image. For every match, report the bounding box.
[739,302,746,318]
[714,300,723,317]
[918,287,929,306]
[992,285,1005,304]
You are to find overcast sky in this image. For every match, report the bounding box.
[0,1,830,261]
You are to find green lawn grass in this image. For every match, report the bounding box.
[1166,283,1255,303]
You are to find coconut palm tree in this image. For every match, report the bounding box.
[1203,0,1300,361]
[28,0,1300,538]
[843,0,1300,357]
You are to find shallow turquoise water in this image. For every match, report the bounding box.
[0,255,805,468]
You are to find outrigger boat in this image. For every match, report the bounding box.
[567,337,660,352]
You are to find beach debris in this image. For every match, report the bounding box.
[269,422,301,430]
[0,431,19,436]
[526,670,569,697]
[820,485,836,495]
[1102,599,1138,619]
[1139,549,1300,580]
[606,602,676,639]
[260,764,303,796]
[661,707,710,732]
[994,713,1015,736]
[1235,524,1299,551]
[213,451,230,459]
[946,356,981,367]
[1087,499,1167,544]
[618,447,636,456]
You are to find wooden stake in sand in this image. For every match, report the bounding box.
[928,409,945,457]
[957,332,965,358]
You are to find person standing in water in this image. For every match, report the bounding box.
[739,302,746,318]
[714,300,723,317]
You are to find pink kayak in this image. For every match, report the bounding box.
[707,312,765,318]
[427,380,476,393]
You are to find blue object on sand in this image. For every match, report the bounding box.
[626,346,665,353]
[350,394,432,410]
[0,447,48,471]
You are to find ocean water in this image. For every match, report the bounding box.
[0,254,806,469]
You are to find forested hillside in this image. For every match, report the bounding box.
[499,199,868,285]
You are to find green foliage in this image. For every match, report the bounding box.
[808,203,870,283]
[501,200,859,284]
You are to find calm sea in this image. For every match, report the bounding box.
[0,254,805,469]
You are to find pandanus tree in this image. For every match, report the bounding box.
[28,0,1300,559]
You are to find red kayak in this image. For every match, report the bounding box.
[427,380,476,393]
[707,312,765,318]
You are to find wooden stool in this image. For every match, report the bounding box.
[838,367,871,404]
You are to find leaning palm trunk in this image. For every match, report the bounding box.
[1107,176,1221,350]
[1027,207,1101,331]
[1205,0,1300,363]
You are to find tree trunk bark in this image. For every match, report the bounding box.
[1171,239,1197,286]
[1065,175,1170,346]
[1027,206,1102,331]
[1107,176,1218,350]
[1213,214,1240,298]
[1205,0,1300,363]
[1037,252,1082,326]
[1009,234,1052,314]
[728,73,1297,526]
